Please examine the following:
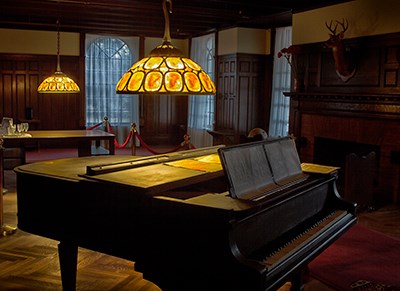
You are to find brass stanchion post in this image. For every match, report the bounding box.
[180,134,193,150]
[103,116,109,133]
[131,123,136,156]
[103,116,110,152]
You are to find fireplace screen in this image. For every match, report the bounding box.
[313,137,380,208]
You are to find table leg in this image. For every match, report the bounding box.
[77,141,91,157]
[108,137,115,155]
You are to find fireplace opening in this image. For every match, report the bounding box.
[313,137,380,208]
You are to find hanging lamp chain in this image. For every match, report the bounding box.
[56,18,61,72]
[162,0,172,43]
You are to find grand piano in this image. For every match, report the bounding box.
[14,137,357,291]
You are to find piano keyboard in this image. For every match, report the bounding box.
[261,210,347,269]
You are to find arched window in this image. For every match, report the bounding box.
[85,35,139,128]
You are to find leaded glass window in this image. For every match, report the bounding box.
[86,36,136,126]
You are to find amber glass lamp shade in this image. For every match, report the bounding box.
[116,0,215,95]
[37,70,80,93]
[116,42,215,95]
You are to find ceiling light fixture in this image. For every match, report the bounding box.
[116,0,216,95]
[37,19,80,93]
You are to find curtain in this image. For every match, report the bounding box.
[187,33,216,148]
[268,26,292,137]
[85,34,140,147]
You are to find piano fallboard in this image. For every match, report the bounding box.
[14,148,357,291]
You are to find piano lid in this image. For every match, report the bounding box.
[85,145,224,175]
[79,145,226,195]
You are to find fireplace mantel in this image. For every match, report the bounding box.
[285,92,400,120]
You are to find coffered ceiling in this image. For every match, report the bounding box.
[1,0,353,39]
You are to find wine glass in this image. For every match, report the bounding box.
[22,122,29,132]
[17,123,24,135]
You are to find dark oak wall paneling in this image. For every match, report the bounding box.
[214,53,271,145]
[139,94,188,146]
[286,32,400,204]
[0,54,83,130]
[295,32,400,95]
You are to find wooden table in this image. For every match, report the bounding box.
[2,130,115,162]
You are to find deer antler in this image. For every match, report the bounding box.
[325,20,338,35]
[325,19,348,36]
[336,18,348,33]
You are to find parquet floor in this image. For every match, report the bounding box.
[1,164,400,290]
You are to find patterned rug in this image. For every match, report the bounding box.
[309,224,400,290]
[350,280,400,291]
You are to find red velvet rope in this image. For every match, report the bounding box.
[133,131,183,155]
[87,119,194,153]
[107,125,133,149]
[86,120,131,149]
[86,121,104,130]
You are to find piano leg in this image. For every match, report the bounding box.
[58,241,78,291]
[290,268,305,291]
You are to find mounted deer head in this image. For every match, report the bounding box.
[325,19,356,82]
